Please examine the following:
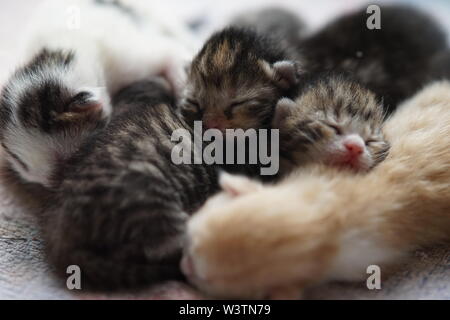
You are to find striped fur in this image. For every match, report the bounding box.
[43,79,218,290]
[273,73,389,174]
[182,27,301,131]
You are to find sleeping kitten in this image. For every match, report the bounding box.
[181,81,450,299]
[43,78,217,290]
[273,74,389,173]
[299,5,448,113]
[183,5,446,132]
[181,26,301,131]
[0,0,195,187]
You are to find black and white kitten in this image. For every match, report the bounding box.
[0,0,195,187]
[43,78,217,290]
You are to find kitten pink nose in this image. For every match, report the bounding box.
[343,136,364,156]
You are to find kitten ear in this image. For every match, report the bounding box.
[272,98,297,128]
[259,60,301,89]
[219,172,262,197]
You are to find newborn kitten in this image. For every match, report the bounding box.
[182,27,301,131]
[299,5,448,113]
[273,74,389,173]
[0,0,195,187]
[182,80,450,299]
[44,79,217,290]
[0,49,110,187]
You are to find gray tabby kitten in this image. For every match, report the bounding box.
[273,73,390,174]
[43,79,217,290]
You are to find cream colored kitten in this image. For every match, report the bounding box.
[182,81,450,299]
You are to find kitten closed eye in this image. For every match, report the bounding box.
[273,74,389,174]
[326,123,342,135]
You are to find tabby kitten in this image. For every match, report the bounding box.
[299,5,448,113]
[43,79,217,290]
[273,74,389,173]
[182,27,301,131]
[182,80,450,299]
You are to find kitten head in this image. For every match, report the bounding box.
[273,75,390,172]
[182,27,301,131]
[0,49,111,187]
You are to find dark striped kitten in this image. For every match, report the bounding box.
[299,5,448,113]
[181,27,301,131]
[43,79,217,290]
[273,74,389,174]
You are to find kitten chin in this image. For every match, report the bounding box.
[182,81,450,299]
[272,73,390,174]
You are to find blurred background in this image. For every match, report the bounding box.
[1,0,450,85]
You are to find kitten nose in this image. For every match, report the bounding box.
[343,136,364,156]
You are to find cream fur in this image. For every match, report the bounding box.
[183,81,450,299]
